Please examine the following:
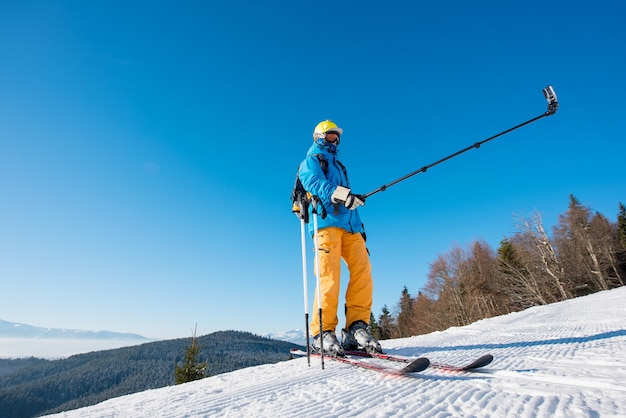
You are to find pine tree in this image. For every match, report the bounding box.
[618,203,626,250]
[497,238,519,271]
[174,327,207,384]
[395,286,415,338]
[377,305,395,340]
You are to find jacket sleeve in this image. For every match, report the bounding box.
[298,156,336,204]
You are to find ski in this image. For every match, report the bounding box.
[345,350,493,371]
[430,354,494,371]
[290,349,430,376]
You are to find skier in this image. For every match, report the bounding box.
[297,120,382,356]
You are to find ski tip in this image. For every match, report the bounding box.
[462,354,494,370]
[400,357,430,374]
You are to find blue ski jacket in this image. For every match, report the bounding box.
[298,142,365,236]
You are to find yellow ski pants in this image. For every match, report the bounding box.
[310,226,373,335]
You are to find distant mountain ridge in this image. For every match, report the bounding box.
[263,329,306,346]
[0,319,148,340]
[0,330,302,418]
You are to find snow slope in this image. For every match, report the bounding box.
[47,287,626,417]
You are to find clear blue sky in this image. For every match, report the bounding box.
[1,1,624,340]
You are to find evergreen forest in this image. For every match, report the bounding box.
[370,196,626,339]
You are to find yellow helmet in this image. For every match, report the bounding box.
[313,120,343,140]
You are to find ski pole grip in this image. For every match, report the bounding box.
[310,196,327,219]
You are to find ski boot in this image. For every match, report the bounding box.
[342,320,383,354]
[311,331,345,357]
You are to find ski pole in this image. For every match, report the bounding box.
[311,198,325,370]
[363,86,559,199]
[299,217,311,366]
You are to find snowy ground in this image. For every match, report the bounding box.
[47,287,626,417]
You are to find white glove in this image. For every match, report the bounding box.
[331,186,365,210]
[331,186,351,204]
[344,194,365,210]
